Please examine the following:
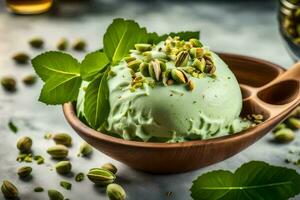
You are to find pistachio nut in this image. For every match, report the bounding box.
[175,51,189,67]
[1,76,17,92]
[272,123,286,133]
[159,60,167,72]
[12,52,30,64]
[47,144,69,159]
[22,74,37,86]
[189,38,203,47]
[78,142,93,157]
[72,39,86,51]
[17,166,32,178]
[205,63,216,74]
[57,38,68,51]
[53,133,72,147]
[34,187,44,192]
[192,58,205,72]
[1,180,19,199]
[291,106,300,118]
[101,163,118,174]
[274,128,295,143]
[106,183,126,200]
[142,51,153,62]
[127,60,142,72]
[124,56,136,63]
[189,48,204,59]
[186,80,195,91]
[33,155,44,165]
[48,189,64,200]
[171,69,187,84]
[29,37,44,49]
[139,62,150,77]
[55,161,72,174]
[135,43,152,52]
[286,117,300,129]
[87,168,116,186]
[60,181,72,190]
[149,59,162,81]
[17,136,32,153]
[75,172,85,182]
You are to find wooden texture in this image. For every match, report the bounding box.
[63,53,300,174]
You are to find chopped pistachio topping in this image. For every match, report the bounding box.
[123,36,216,92]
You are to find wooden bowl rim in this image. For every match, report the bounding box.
[63,52,285,148]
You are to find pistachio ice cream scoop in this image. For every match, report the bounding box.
[78,36,250,142]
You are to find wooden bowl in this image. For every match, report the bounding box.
[63,53,300,174]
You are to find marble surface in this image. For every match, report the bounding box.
[0,0,300,199]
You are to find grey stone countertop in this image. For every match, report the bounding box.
[0,0,300,199]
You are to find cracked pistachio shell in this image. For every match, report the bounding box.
[55,161,72,174]
[106,183,126,200]
[127,60,142,72]
[139,62,150,77]
[78,142,93,157]
[1,180,19,199]
[171,69,187,84]
[17,166,32,178]
[87,168,116,186]
[53,133,72,146]
[47,145,68,159]
[175,51,189,67]
[17,136,32,153]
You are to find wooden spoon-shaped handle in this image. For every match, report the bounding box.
[253,62,300,118]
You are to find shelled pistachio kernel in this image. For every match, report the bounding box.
[189,48,203,59]
[78,142,93,157]
[175,51,189,67]
[106,183,126,200]
[57,38,68,51]
[286,117,300,129]
[60,181,72,190]
[102,163,118,174]
[135,43,152,52]
[75,172,85,182]
[192,58,205,72]
[87,168,116,186]
[53,133,72,147]
[17,166,32,178]
[139,62,150,77]
[55,161,72,174]
[149,59,162,81]
[1,76,16,91]
[1,180,19,199]
[274,128,295,143]
[127,59,142,72]
[48,189,64,200]
[186,80,195,91]
[33,155,44,165]
[171,69,187,84]
[72,39,86,51]
[29,37,44,48]
[189,38,202,47]
[22,74,37,86]
[47,144,69,159]
[17,136,32,153]
[34,187,44,192]
[12,52,30,64]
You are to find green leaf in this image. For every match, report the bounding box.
[84,70,110,129]
[103,18,147,64]
[147,31,200,44]
[190,161,300,200]
[81,51,109,81]
[8,119,18,133]
[32,51,80,82]
[32,51,82,105]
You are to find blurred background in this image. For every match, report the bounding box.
[1,0,300,200]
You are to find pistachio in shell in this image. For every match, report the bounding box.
[87,168,116,186]
[17,136,32,153]
[53,133,72,147]
[47,144,68,159]
[55,161,72,174]
[106,183,126,200]
[1,180,19,199]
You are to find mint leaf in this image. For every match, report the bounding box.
[32,51,82,105]
[84,70,110,129]
[147,31,200,44]
[104,18,147,64]
[190,161,300,200]
[81,51,109,81]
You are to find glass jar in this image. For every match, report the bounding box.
[278,0,300,61]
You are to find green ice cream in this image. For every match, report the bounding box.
[78,37,250,142]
